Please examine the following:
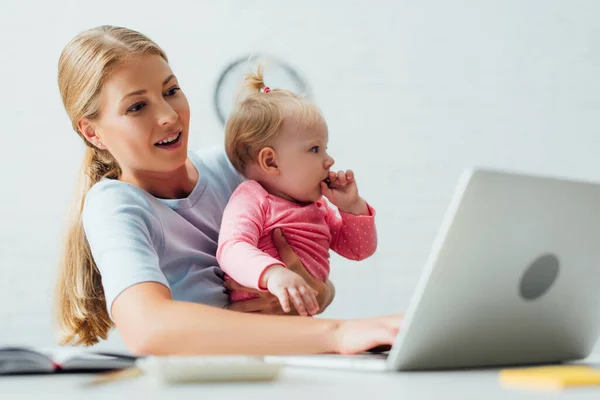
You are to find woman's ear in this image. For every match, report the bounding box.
[77,118,106,150]
[257,147,279,175]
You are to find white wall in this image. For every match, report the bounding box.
[1,0,599,350]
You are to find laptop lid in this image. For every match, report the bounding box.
[388,168,600,371]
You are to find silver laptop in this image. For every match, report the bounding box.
[265,167,600,371]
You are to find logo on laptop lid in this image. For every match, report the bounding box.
[519,254,560,301]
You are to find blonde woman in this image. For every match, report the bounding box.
[55,25,400,355]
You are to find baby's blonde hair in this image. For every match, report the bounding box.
[55,25,167,346]
[225,65,322,175]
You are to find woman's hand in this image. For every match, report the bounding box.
[224,280,291,314]
[271,229,335,313]
[225,229,335,315]
[334,314,402,354]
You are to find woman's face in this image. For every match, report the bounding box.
[83,54,191,178]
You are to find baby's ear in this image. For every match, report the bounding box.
[257,147,279,175]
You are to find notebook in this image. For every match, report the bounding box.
[0,346,138,375]
[499,365,600,390]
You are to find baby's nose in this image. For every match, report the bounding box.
[325,156,335,168]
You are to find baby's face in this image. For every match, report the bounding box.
[274,115,335,203]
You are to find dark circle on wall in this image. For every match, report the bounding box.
[213,54,310,126]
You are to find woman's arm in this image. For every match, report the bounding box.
[112,281,400,356]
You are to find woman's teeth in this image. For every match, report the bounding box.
[157,132,180,145]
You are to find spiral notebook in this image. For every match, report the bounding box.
[0,346,137,375]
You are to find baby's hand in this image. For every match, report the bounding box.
[321,170,369,215]
[260,265,319,316]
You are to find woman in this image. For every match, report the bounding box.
[55,25,400,355]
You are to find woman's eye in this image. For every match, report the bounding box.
[127,102,146,113]
[165,86,181,97]
[310,146,319,153]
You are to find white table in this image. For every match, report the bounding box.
[2,354,600,400]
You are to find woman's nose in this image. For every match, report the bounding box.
[158,102,178,126]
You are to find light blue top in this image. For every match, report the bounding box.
[82,146,245,319]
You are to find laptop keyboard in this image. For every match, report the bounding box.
[264,352,390,371]
[323,352,389,360]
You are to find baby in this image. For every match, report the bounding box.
[217,66,377,316]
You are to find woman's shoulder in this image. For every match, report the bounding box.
[83,179,158,220]
[82,179,165,252]
[87,178,152,204]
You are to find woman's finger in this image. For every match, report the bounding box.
[299,286,319,315]
[272,229,300,267]
[382,313,404,330]
[287,287,308,316]
[271,230,317,288]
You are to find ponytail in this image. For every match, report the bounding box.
[55,146,120,346]
[244,64,268,92]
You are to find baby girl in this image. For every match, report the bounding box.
[217,67,377,316]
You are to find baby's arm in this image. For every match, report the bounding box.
[324,200,378,261]
[320,170,378,260]
[217,183,284,290]
[217,181,318,315]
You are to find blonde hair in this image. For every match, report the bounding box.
[225,65,322,175]
[55,26,167,346]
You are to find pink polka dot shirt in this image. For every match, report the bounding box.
[216,180,377,292]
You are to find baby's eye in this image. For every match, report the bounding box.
[310,146,319,153]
